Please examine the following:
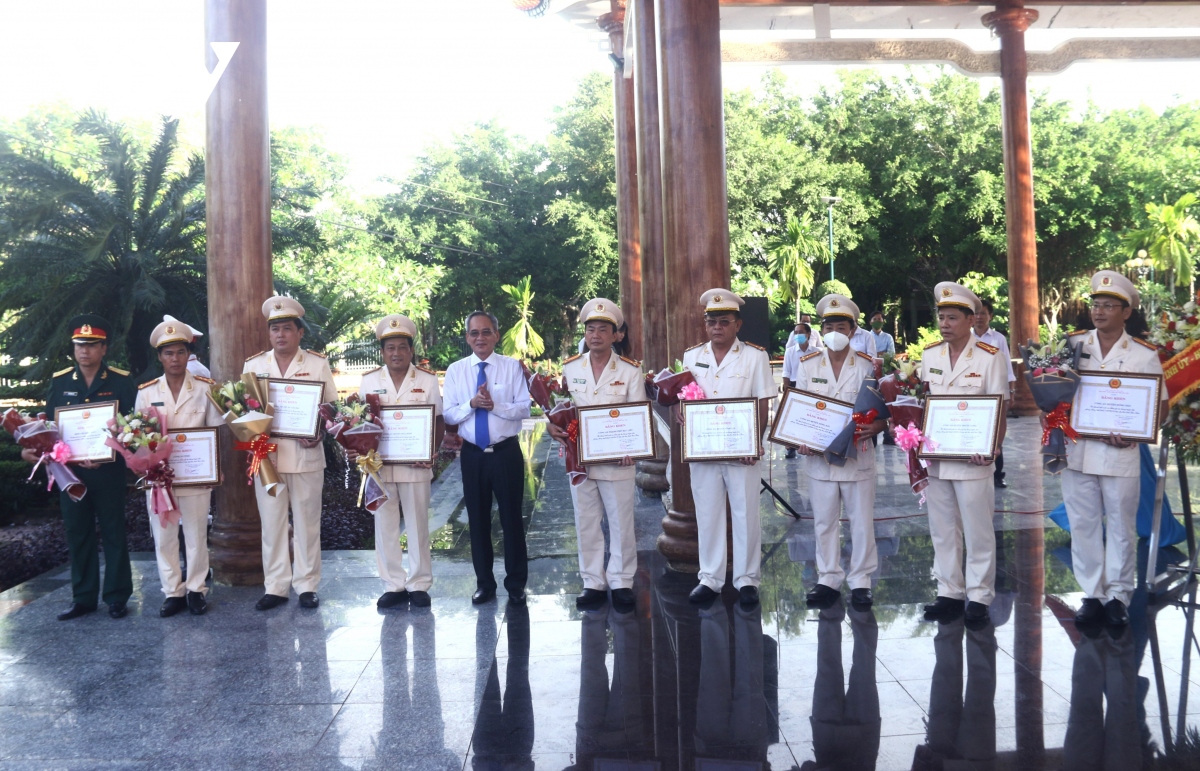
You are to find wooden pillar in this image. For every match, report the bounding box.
[634,0,667,374]
[984,1,1040,415]
[600,5,644,363]
[205,0,273,585]
[655,0,730,570]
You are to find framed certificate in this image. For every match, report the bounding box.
[167,427,221,487]
[576,401,655,465]
[267,379,325,440]
[378,405,436,464]
[54,402,118,463]
[918,395,1003,462]
[769,389,854,452]
[1070,371,1163,443]
[681,398,762,463]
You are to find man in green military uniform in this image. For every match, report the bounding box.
[22,315,137,619]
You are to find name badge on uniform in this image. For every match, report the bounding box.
[152,401,165,407]
[966,373,980,378]
[296,372,310,377]
[373,389,387,394]
[573,378,586,384]
[695,362,709,368]
[412,388,425,393]
[811,378,828,384]
[929,368,943,375]
[1081,353,1091,359]
[63,391,78,397]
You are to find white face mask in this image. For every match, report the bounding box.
[823,331,850,351]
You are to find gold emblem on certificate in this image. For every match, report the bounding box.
[267,379,325,440]
[54,401,118,463]
[769,389,854,452]
[167,427,221,487]
[576,401,655,465]
[681,398,762,462]
[378,405,436,464]
[1069,370,1163,443]
[918,395,1003,461]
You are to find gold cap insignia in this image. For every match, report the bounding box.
[941,288,952,298]
[274,301,283,310]
[830,299,840,308]
[389,319,399,328]
[714,295,722,304]
[81,324,92,335]
[1101,276,1112,286]
[596,303,604,311]
[165,325,175,335]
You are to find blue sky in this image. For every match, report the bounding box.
[2,0,1197,188]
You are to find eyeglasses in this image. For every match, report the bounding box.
[1089,302,1125,312]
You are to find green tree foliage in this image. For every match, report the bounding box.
[1122,193,1200,292]
[766,214,828,320]
[499,275,545,358]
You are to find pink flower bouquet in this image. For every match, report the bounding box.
[2,408,87,502]
[105,406,179,528]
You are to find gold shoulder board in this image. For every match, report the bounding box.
[416,365,437,375]
[744,341,766,352]
[138,378,159,390]
[856,351,873,361]
[685,342,705,352]
[107,366,130,376]
[53,366,74,377]
[923,340,945,350]
[1132,337,1158,350]
[619,355,642,368]
[975,341,999,355]
[244,351,267,362]
[192,375,215,385]
[562,353,583,365]
[799,351,822,362]
[306,349,328,359]
[1068,329,1087,337]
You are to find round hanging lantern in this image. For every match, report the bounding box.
[512,0,551,17]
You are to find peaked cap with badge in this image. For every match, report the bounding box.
[578,298,624,329]
[375,314,417,342]
[262,295,306,323]
[1089,269,1139,310]
[815,293,859,322]
[68,314,113,344]
[150,315,202,349]
[933,282,980,314]
[700,288,744,315]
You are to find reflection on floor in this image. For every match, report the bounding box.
[1,420,1199,769]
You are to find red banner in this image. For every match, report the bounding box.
[1163,338,1200,406]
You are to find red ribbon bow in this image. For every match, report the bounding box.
[1042,402,1079,445]
[853,409,879,430]
[566,419,579,443]
[234,434,278,483]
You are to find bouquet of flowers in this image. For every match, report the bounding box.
[1019,337,1082,473]
[104,407,179,527]
[1,408,86,501]
[521,361,569,412]
[824,379,890,467]
[319,394,388,512]
[547,398,587,486]
[1150,297,1200,462]
[879,355,931,500]
[206,374,283,496]
[644,359,698,406]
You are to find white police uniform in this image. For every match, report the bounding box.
[920,283,1008,606]
[685,289,776,592]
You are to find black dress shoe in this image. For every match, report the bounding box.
[187,592,207,615]
[1105,598,1130,627]
[850,588,873,608]
[409,591,431,608]
[255,593,289,611]
[57,603,95,621]
[377,591,409,609]
[159,597,187,618]
[923,596,965,621]
[575,588,608,608]
[689,584,719,606]
[108,602,128,619]
[298,592,319,609]
[964,601,990,625]
[1074,598,1104,626]
[806,584,840,608]
[738,585,760,609]
[472,588,496,605]
[507,592,527,607]
[611,588,635,609]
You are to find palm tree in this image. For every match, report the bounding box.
[0,112,206,380]
[499,275,545,359]
[1122,193,1200,294]
[766,214,830,320]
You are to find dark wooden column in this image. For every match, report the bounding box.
[205,0,273,585]
[984,1,1040,415]
[634,0,667,374]
[600,4,644,363]
[655,0,731,570]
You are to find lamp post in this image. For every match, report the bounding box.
[820,195,841,282]
[1127,249,1155,316]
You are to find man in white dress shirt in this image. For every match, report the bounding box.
[550,299,644,611]
[357,314,444,609]
[919,283,1009,626]
[781,322,816,460]
[1061,271,1167,628]
[793,294,886,610]
[442,311,533,605]
[135,316,222,617]
[683,289,776,610]
[849,322,877,357]
[972,298,1016,488]
[243,296,338,611]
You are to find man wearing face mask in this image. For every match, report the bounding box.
[683,289,776,610]
[869,311,895,357]
[920,283,1009,625]
[781,322,815,459]
[793,315,823,349]
[792,295,886,609]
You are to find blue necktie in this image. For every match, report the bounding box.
[475,361,491,448]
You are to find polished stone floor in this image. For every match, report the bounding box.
[2,420,1200,770]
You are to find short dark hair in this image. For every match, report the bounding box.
[980,299,994,313]
[705,311,741,320]
[378,335,413,351]
[870,310,885,320]
[157,341,195,354]
[465,311,499,332]
[796,322,811,335]
[268,317,303,331]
